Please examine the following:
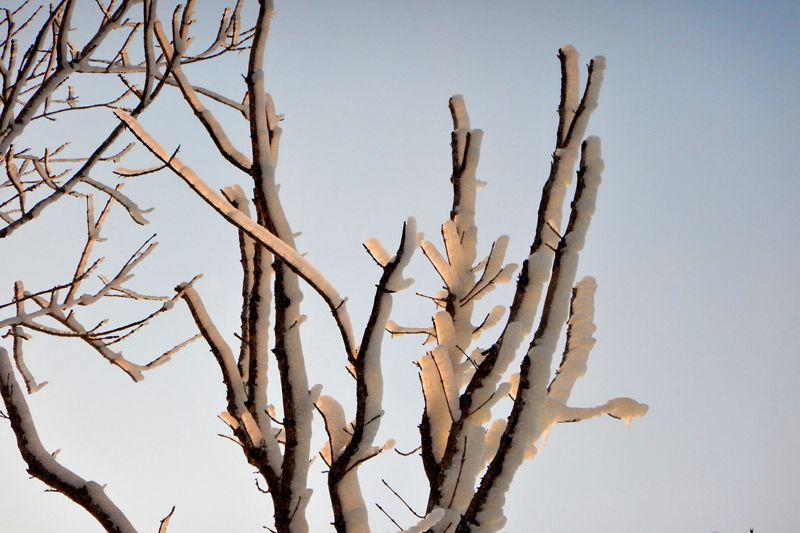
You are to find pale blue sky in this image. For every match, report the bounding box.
[1,1,798,532]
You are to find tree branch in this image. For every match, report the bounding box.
[0,347,137,533]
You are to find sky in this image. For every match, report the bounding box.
[1,1,798,532]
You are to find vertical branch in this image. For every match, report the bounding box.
[179,285,247,416]
[221,185,256,383]
[556,46,580,145]
[547,279,596,403]
[420,51,605,528]
[246,207,274,436]
[65,192,115,303]
[246,3,311,530]
[483,51,604,363]
[457,137,603,532]
[419,96,488,518]
[328,219,416,532]
[11,281,46,393]
[55,0,75,67]
[139,0,157,107]
[540,279,647,435]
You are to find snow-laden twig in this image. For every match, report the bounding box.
[385,320,436,341]
[416,95,520,527]
[158,506,176,533]
[23,281,199,382]
[461,136,605,532]
[7,281,46,393]
[402,508,446,533]
[547,277,599,403]
[153,21,252,172]
[0,235,158,332]
[399,50,646,533]
[535,278,647,443]
[0,0,207,238]
[65,192,115,303]
[80,176,151,225]
[178,283,247,415]
[113,109,357,360]
[327,218,417,532]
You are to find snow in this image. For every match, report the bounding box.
[251,241,275,441]
[308,384,323,404]
[340,218,417,511]
[471,120,606,533]
[317,395,350,464]
[433,311,457,349]
[472,305,507,340]
[455,129,483,232]
[364,238,392,267]
[548,277,597,404]
[449,95,471,165]
[560,45,580,141]
[420,347,458,459]
[421,240,457,291]
[483,419,506,466]
[402,508,445,533]
[338,472,370,533]
[444,424,489,523]
[80,177,152,225]
[179,285,247,413]
[463,236,515,304]
[442,220,466,280]
[605,397,649,426]
[385,320,435,340]
[241,411,265,447]
[218,411,239,430]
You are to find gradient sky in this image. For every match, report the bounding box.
[1,1,798,532]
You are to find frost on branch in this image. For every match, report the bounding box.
[324,218,418,532]
[110,2,421,530]
[398,48,647,533]
[2,3,647,531]
[0,190,198,384]
[0,0,252,238]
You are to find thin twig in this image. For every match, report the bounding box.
[382,478,424,519]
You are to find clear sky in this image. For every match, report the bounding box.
[1,1,798,532]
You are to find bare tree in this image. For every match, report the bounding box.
[0,1,646,532]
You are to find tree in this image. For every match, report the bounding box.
[0,1,647,532]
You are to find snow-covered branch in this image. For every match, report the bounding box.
[0,0,153,237]
[113,110,357,362]
[2,4,648,530]
[457,135,625,532]
[0,0,251,238]
[152,21,252,172]
[327,218,417,532]
[398,49,647,533]
[0,347,137,533]
[178,284,247,414]
[1,193,197,384]
[17,274,199,383]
